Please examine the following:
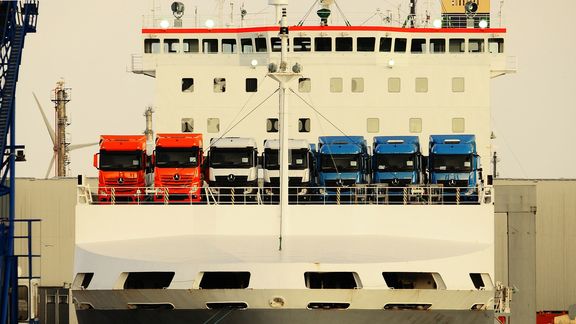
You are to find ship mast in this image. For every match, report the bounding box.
[268,1,300,251]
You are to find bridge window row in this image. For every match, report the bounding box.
[179,117,465,134]
[145,36,504,54]
[181,77,465,94]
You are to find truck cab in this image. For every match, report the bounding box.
[152,133,203,202]
[206,137,259,201]
[93,135,147,202]
[372,136,422,186]
[316,136,370,199]
[262,139,315,201]
[428,134,480,202]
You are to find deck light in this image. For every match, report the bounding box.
[433,19,442,28]
[160,20,170,29]
[479,19,488,28]
[387,59,395,68]
[205,19,215,28]
[251,59,258,68]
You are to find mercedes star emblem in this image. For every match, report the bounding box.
[227,174,235,182]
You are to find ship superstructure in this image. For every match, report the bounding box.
[72,1,515,323]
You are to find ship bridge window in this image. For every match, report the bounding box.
[415,77,428,93]
[298,118,311,132]
[379,37,392,52]
[469,39,485,53]
[144,39,160,53]
[488,38,504,53]
[367,118,380,133]
[164,38,180,53]
[382,272,446,290]
[330,77,343,92]
[183,39,199,53]
[314,37,332,52]
[123,272,175,289]
[430,38,446,53]
[298,78,311,92]
[394,38,407,53]
[388,77,401,93]
[203,39,218,53]
[452,117,465,132]
[357,37,376,52]
[222,39,237,53]
[207,118,220,133]
[245,78,257,92]
[452,77,465,92]
[335,37,353,51]
[449,38,465,53]
[199,272,251,289]
[271,37,289,52]
[241,38,253,53]
[352,77,364,93]
[255,37,267,52]
[305,272,361,289]
[213,78,226,93]
[411,38,427,53]
[293,37,311,52]
[181,118,194,132]
[182,78,194,92]
[267,118,279,132]
[409,118,422,133]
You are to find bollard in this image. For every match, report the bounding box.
[231,188,235,205]
[111,187,116,205]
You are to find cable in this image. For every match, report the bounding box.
[333,0,351,26]
[297,0,319,26]
[208,88,279,150]
[290,88,366,179]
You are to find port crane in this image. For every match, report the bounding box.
[0,1,38,323]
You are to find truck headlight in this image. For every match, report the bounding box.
[265,188,273,195]
[319,188,326,194]
[298,188,308,195]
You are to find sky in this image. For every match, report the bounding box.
[13,0,576,179]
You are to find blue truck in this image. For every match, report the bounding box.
[372,136,423,201]
[428,135,480,202]
[372,136,422,186]
[316,136,370,199]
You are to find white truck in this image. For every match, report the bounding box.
[262,139,315,202]
[206,137,259,201]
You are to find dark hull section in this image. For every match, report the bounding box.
[76,309,494,324]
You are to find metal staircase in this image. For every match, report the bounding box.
[0,1,38,324]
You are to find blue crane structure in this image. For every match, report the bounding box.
[0,1,38,324]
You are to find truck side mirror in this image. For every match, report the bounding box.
[487,175,493,185]
[257,155,263,167]
[93,153,99,169]
[150,153,155,166]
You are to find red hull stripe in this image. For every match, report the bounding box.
[142,26,506,34]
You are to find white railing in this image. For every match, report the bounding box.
[79,184,492,206]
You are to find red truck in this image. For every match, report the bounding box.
[93,135,147,203]
[152,133,204,202]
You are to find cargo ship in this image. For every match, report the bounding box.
[72,0,515,322]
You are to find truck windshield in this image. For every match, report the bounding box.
[321,154,360,172]
[375,154,416,172]
[99,150,143,171]
[210,148,254,168]
[264,149,308,170]
[155,147,199,168]
[432,154,473,172]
